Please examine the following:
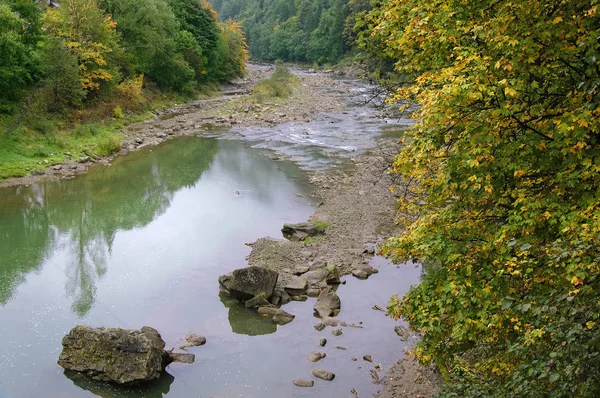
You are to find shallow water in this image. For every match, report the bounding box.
[0,77,419,398]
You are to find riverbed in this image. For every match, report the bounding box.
[0,72,420,398]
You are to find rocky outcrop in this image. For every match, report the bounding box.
[219,266,279,302]
[57,326,170,385]
[314,289,341,318]
[281,222,325,241]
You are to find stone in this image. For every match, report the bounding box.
[294,266,310,275]
[272,310,295,326]
[332,329,343,336]
[258,307,295,325]
[314,289,341,318]
[293,379,314,387]
[352,269,369,279]
[257,307,280,317]
[351,357,358,361]
[363,243,376,255]
[363,355,373,362]
[308,352,326,362]
[353,263,379,278]
[281,222,324,241]
[284,276,308,296]
[322,317,341,327]
[280,290,291,305]
[394,326,410,341]
[314,322,326,331]
[168,352,195,364]
[245,296,271,308]
[319,338,327,347]
[312,369,335,381]
[300,251,314,260]
[53,165,62,170]
[307,288,321,297]
[219,266,278,302]
[336,346,347,350]
[57,326,167,385]
[184,334,206,347]
[290,295,308,302]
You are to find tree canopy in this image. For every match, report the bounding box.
[360,0,600,396]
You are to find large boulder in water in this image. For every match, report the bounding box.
[219,266,279,302]
[57,326,168,385]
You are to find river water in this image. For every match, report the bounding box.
[0,76,419,398]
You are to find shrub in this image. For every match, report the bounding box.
[95,133,121,156]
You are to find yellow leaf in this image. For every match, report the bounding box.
[586,321,596,329]
[571,276,584,286]
[553,16,563,24]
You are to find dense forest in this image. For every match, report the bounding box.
[206,0,371,64]
[0,0,247,180]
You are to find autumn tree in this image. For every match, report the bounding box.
[362,0,600,396]
[43,0,121,95]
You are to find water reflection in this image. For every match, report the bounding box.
[0,137,218,314]
[65,370,174,397]
[219,293,277,336]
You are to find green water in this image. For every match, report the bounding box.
[0,135,420,398]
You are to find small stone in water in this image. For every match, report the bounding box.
[293,379,314,387]
[332,328,343,336]
[312,369,335,381]
[363,354,373,362]
[319,338,327,347]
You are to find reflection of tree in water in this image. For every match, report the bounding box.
[0,137,218,315]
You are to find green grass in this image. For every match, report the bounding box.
[313,220,329,229]
[0,83,218,182]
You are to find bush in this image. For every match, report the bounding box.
[252,64,299,102]
[94,133,121,156]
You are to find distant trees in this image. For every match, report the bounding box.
[0,0,248,115]
[207,0,363,64]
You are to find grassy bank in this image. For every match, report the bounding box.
[0,85,217,183]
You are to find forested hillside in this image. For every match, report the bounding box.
[0,0,247,180]
[207,0,370,64]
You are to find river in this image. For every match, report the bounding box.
[0,74,419,398]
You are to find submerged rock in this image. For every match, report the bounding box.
[58,326,168,385]
[314,289,341,318]
[219,266,278,302]
[258,307,296,326]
